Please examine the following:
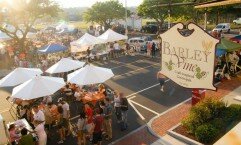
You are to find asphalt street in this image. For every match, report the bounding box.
[0,54,191,145]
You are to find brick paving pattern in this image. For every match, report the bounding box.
[151,100,192,136]
[113,126,159,145]
[152,75,241,137]
[113,75,241,144]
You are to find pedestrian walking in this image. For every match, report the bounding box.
[151,42,156,58]
[114,91,122,123]
[125,43,130,55]
[61,100,70,137]
[120,93,128,131]
[33,122,47,145]
[147,42,152,57]
[77,112,87,145]
[157,71,166,91]
[103,98,112,140]
[92,108,104,145]
[57,106,65,144]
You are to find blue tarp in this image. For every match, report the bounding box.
[37,44,67,54]
[216,49,226,57]
[230,35,241,41]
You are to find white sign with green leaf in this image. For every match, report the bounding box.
[160,23,218,90]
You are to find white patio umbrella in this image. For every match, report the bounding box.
[46,58,85,74]
[0,68,43,87]
[11,76,65,100]
[98,29,128,43]
[67,64,114,85]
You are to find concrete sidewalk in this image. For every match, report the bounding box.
[112,75,241,145]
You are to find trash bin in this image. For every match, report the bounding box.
[192,89,206,105]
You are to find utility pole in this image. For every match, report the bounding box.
[168,1,172,29]
[125,0,128,36]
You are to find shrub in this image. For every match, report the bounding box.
[182,98,225,134]
[228,104,241,119]
[210,118,225,130]
[195,124,218,144]
[221,104,241,124]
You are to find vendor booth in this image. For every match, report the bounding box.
[98,29,128,43]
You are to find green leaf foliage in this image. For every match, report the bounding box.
[0,0,60,51]
[83,0,127,29]
[195,123,218,144]
[182,97,241,144]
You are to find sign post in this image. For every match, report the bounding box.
[160,23,219,103]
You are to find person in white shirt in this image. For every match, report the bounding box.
[74,88,82,101]
[32,105,45,126]
[61,100,70,136]
[43,96,52,104]
[29,122,47,145]
[114,41,120,58]
[114,91,122,123]
[77,112,87,145]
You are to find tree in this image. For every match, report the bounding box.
[0,0,60,52]
[137,0,197,30]
[83,0,127,30]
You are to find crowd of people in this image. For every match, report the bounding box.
[215,50,241,81]
[9,82,129,145]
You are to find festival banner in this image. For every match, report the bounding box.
[160,23,219,90]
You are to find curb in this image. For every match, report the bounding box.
[108,125,146,145]
[146,79,236,144]
[146,98,191,141]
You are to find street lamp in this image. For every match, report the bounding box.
[131,13,135,30]
[168,9,171,29]
[125,0,128,36]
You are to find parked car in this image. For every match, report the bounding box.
[128,37,146,50]
[233,18,241,25]
[212,23,231,33]
[128,37,159,52]
[141,24,159,34]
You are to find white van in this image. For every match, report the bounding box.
[212,23,231,33]
[233,18,241,25]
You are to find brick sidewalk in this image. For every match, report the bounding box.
[111,126,159,145]
[151,75,241,137]
[113,75,241,145]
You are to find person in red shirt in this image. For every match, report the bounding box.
[85,104,93,124]
[85,104,94,140]
[92,108,104,145]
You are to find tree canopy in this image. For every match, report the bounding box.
[137,0,239,26]
[137,0,196,24]
[83,0,127,29]
[0,0,60,51]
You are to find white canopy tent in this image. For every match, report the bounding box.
[46,58,85,74]
[56,23,69,31]
[11,76,65,100]
[70,33,105,52]
[98,29,128,43]
[67,64,114,85]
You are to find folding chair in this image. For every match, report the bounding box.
[215,64,226,80]
[6,96,18,121]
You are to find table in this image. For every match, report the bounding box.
[7,119,37,144]
[7,119,33,132]
[82,92,105,105]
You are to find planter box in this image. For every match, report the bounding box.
[167,123,203,145]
